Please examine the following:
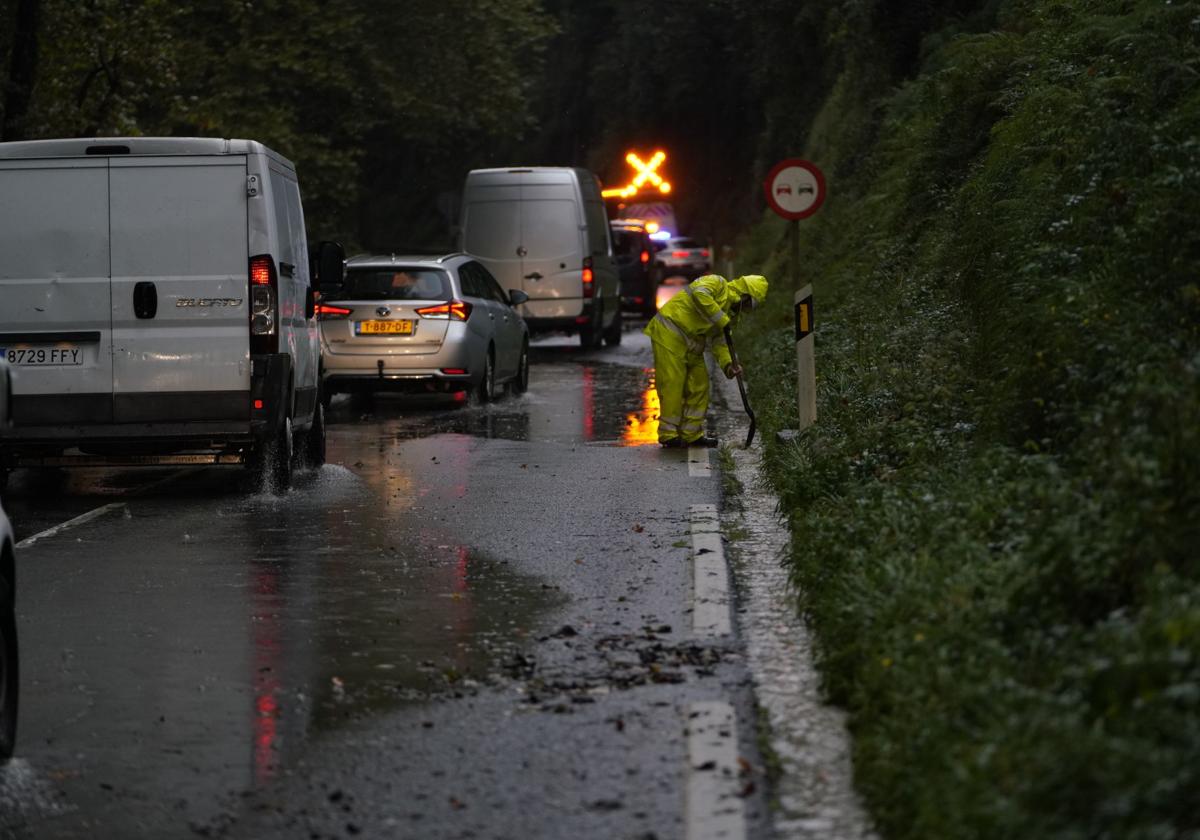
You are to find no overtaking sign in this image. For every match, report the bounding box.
[763,158,826,220]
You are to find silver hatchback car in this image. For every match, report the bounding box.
[318,253,531,403]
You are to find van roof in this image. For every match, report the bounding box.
[466,166,581,184]
[0,137,295,168]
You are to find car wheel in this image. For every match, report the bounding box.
[603,304,623,346]
[511,341,530,395]
[0,553,18,762]
[303,402,326,468]
[476,349,496,403]
[579,301,602,348]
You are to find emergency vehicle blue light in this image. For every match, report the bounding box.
[650,230,672,241]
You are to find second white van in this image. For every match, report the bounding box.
[459,167,621,347]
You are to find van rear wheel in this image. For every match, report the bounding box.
[302,402,326,468]
[247,417,293,493]
[579,302,603,348]
[603,306,623,346]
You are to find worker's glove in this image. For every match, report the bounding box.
[723,363,743,379]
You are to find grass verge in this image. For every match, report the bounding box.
[734,1,1200,836]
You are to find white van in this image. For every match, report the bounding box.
[0,137,338,491]
[459,167,621,347]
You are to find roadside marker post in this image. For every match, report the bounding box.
[764,158,825,434]
[794,286,816,430]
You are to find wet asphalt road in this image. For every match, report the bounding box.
[0,325,771,840]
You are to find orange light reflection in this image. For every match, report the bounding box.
[622,371,660,446]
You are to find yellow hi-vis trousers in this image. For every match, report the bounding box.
[651,339,710,445]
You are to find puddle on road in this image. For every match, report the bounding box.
[209,461,568,780]
[326,359,661,447]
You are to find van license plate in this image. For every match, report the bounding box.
[2,346,84,366]
[356,320,414,336]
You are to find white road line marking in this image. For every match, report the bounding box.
[686,700,748,840]
[16,502,127,549]
[688,446,712,477]
[691,504,732,637]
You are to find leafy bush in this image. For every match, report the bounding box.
[738,0,1200,836]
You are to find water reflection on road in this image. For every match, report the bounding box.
[5,336,664,833]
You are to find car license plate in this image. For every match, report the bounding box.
[356,320,414,336]
[2,346,84,366]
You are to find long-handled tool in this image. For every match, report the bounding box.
[723,325,756,448]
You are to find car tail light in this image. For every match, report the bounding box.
[700,249,710,258]
[440,368,468,375]
[249,254,278,353]
[316,303,352,320]
[582,257,594,299]
[416,300,472,321]
[671,250,689,259]
[640,250,650,263]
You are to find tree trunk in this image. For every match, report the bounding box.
[2,0,40,141]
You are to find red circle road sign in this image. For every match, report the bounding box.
[763,159,826,220]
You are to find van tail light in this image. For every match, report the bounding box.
[249,254,278,353]
[316,303,352,320]
[582,257,595,299]
[640,250,650,263]
[416,300,472,321]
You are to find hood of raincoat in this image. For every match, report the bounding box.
[729,275,768,304]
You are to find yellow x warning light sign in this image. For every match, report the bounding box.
[602,150,672,199]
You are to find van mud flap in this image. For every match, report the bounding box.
[250,353,291,438]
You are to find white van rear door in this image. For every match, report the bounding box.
[462,182,523,294]
[0,159,114,425]
[109,156,250,423]
[519,181,585,320]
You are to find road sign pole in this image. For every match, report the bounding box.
[794,285,816,430]
[764,158,825,435]
[791,219,800,293]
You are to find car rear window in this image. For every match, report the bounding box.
[670,238,700,248]
[611,230,642,256]
[332,268,451,301]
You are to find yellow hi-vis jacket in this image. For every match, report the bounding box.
[643,274,768,368]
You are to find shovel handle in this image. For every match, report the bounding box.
[723,326,757,448]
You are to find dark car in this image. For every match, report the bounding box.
[610,220,660,317]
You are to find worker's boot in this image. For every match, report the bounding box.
[690,435,720,448]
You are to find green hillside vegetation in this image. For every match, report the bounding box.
[736,0,1200,836]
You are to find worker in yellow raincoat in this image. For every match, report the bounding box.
[644,274,768,448]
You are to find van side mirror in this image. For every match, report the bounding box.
[508,289,529,307]
[316,241,345,292]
